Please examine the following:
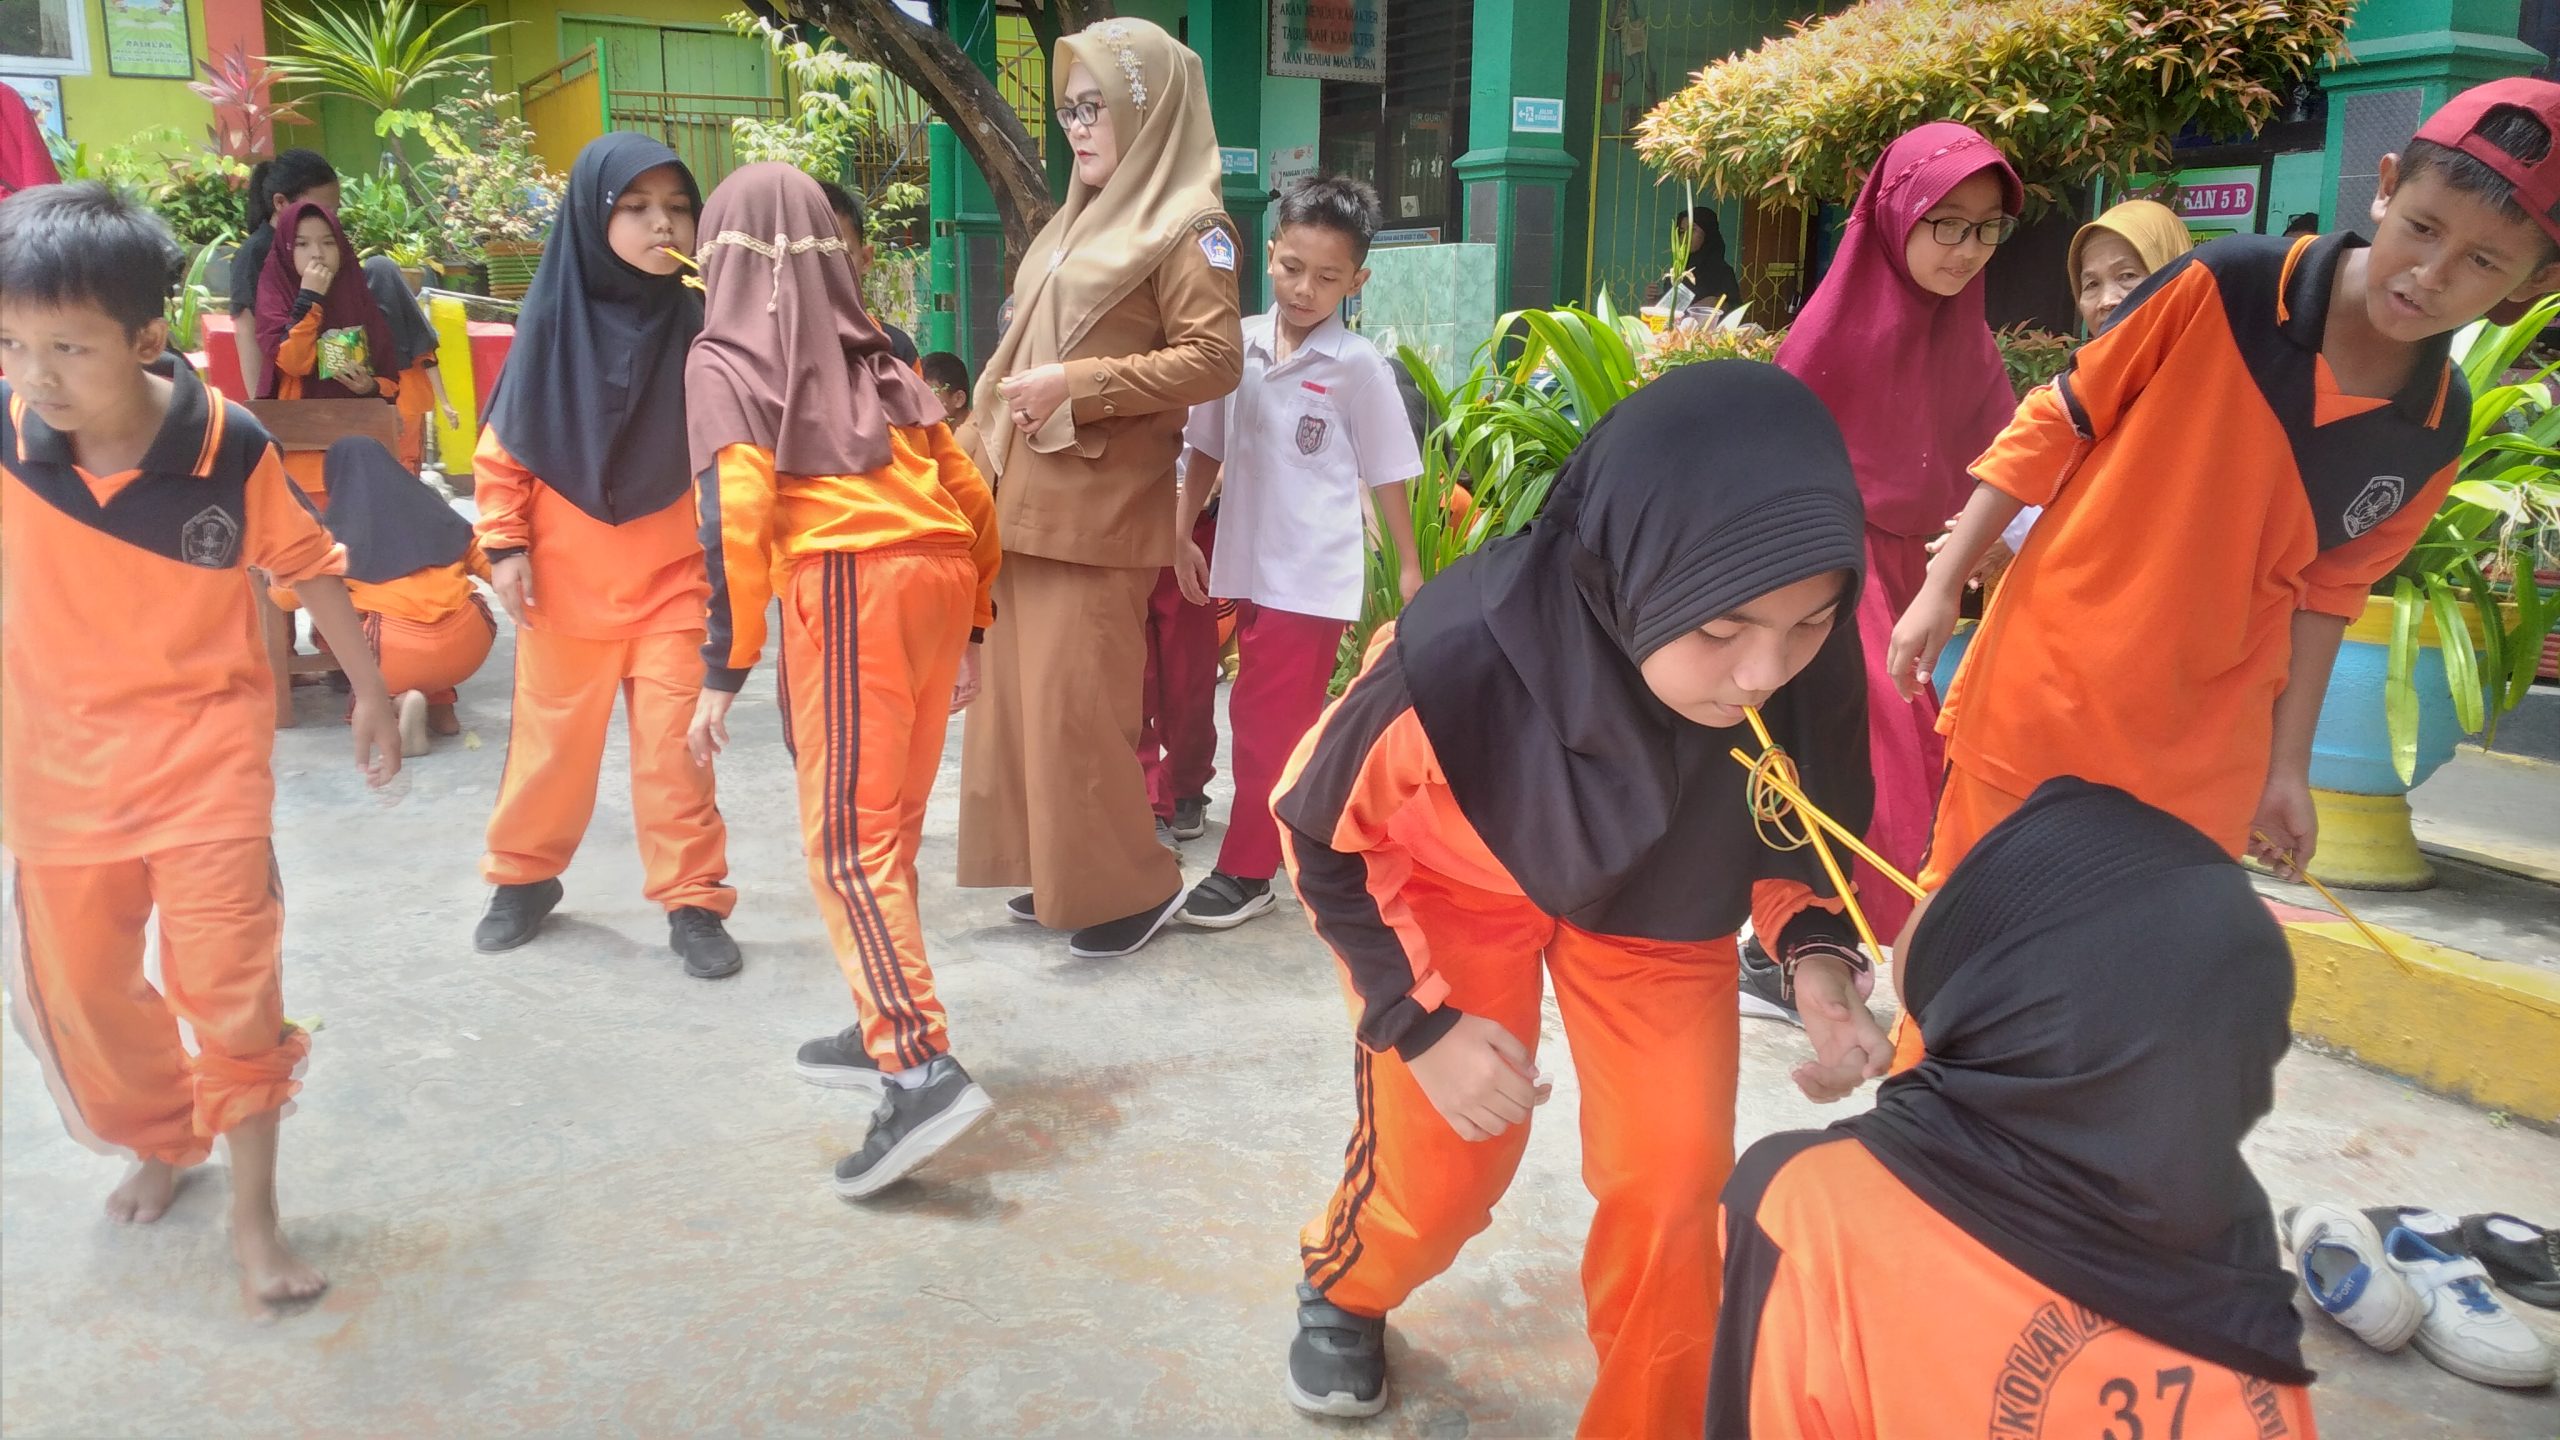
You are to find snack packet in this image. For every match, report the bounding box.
[317,326,370,383]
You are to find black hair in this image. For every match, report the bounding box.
[920,350,970,393]
[2399,104,2560,258]
[1681,206,1725,246]
[1275,175,1382,262]
[816,179,866,239]
[2282,212,2321,236]
[0,182,182,334]
[244,148,337,235]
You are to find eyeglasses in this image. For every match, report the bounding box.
[1924,215,2019,248]
[1054,99,1107,131]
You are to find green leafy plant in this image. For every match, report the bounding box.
[1995,323,2076,397]
[2378,293,2560,783]
[1634,0,2351,204]
[725,10,890,182]
[378,85,559,263]
[864,246,928,335]
[48,127,243,249]
[166,242,223,354]
[265,0,511,118]
[337,164,428,259]
[1637,311,1783,380]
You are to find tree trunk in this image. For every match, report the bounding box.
[782,0,1113,265]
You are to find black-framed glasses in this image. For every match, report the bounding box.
[1055,99,1106,131]
[1925,215,2019,247]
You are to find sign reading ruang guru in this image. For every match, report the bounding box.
[1270,0,1387,84]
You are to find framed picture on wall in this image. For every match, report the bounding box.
[0,0,89,76]
[104,0,194,80]
[1,74,63,138]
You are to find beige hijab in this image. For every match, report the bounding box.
[2068,198,2194,280]
[973,17,1225,479]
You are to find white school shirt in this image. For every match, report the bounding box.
[1183,310,1424,622]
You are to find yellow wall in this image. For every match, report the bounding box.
[54,0,217,152]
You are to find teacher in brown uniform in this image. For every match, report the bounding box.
[959,15,1245,958]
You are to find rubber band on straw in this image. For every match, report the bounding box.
[1733,707,1905,957]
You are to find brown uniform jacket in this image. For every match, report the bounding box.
[992,215,1244,570]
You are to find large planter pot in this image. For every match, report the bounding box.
[2304,593,2479,890]
[1932,617,1977,699]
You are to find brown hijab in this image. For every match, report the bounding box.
[686,162,940,480]
[972,16,1224,480]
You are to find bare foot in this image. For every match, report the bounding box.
[105,1161,181,1224]
[396,690,430,758]
[231,1211,328,1314]
[426,700,461,737]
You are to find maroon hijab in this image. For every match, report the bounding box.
[1776,122,2021,539]
[255,199,391,399]
[685,162,938,480]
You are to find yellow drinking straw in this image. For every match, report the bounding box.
[2249,830,2418,977]
[1730,707,1918,958]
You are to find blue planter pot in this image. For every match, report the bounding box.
[2308,630,2465,797]
[1932,619,1976,700]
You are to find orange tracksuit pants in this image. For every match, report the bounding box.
[781,545,974,1069]
[6,839,310,1166]
[367,595,496,706]
[1299,861,1742,1440]
[1889,761,2030,1070]
[481,625,735,915]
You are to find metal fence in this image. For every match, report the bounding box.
[608,89,789,190]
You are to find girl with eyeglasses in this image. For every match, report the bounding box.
[1765,122,2022,984]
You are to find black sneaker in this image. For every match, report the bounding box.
[1156,816,1181,850]
[1181,871,1275,929]
[1067,891,1184,959]
[669,906,743,979]
[1171,796,1209,841]
[2462,1213,2560,1309]
[795,1026,884,1094]
[1737,934,1802,1027]
[473,879,563,953]
[2366,1205,2468,1257]
[1287,1282,1387,1418]
[1005,893,1041,925]
[832,1055,993,1199]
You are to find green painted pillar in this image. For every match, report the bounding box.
[2320,0,2540,233]
[926,121,962,356]
[1190,0,1267,312]
[1454,0,1581,311]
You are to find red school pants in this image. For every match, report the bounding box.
[1139,513,1221,819]
[1218,602,1348,881]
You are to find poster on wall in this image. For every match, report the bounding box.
[104,0,195,80]
[0,0,89,75]
[1,73,62,138]
[1270,0,1386,84]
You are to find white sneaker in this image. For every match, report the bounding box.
[2282,1202,2422,1351]
[2384,1228,2558,1389]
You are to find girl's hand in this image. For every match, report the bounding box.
[300,256,337,294]
[337,360,374,395]
[687,688,735,768]
[950,642,982,714]
[2249,776,2318,882]
[489,554,533,627]
[1407,1014,1545,1142]
[347,692,403,788]
[1789,952,1889,1103]
[1885,588,1961,701]
[997,364,1070,433]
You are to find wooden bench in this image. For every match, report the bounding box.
[246,399,403,728]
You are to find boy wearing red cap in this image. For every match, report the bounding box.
[1890,78,2560,1063]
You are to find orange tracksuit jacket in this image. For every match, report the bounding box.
[473,424,732,914]
[1,367,342,1164]
[350,541,496,704]
[698,424,998,1069]
[1711,1133,2319,1439]
[1276,626,1842,1440]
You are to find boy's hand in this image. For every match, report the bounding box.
[998,364,1069,433]
[1789,952,1889,1103]
[1398,559,1426,604]
[687,688,735,768]
[437,399,460,430]
[950,642,981,714]
[489,555,533,627]
[1886,588,1960,701]
[1174,537,1211,605]
[348,692,402,787]
[1407,1013,1546,1142]
[2249,774,2318,882]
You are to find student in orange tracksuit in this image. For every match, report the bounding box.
[1275,362,1885,1437]
[320,435,495,755]
[1711,780,2318,1439]
[0,183,401,1312]
[682,165,1001,1196]
[360,257,459,474]
[469,133,740,978]
[1888,79,2560,1070]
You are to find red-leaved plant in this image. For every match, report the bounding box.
[189,43,308,162]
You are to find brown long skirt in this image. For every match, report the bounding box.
[957,551,1183,930]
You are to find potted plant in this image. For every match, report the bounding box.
[377,86,558,299]
[2305,293,2560,888]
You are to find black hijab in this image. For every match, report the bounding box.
[1397,359,1872,940]
[320,436,474,583]
[1841,778,2311,1384]
[361,256,440,374]
[480,133,702,525]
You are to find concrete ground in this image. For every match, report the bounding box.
[5,617,2558,1438]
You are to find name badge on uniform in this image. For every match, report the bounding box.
[1199,228,1237,272]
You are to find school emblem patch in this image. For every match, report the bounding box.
[179,504,240,569]
[1198,227,1237,272]
[2342,475,2407,538]
[1296,413,1329,455]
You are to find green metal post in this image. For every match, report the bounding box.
[2319,0,2539,231]
[1454,0,1581,311]
[1189,0,1267,312]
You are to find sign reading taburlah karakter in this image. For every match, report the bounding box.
[1270,0,1386,84]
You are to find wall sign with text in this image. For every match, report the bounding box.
[1512,97,1564,134]
[103,0,195,80]
[1270,0,1386,84]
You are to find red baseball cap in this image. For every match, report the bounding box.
[2410,76,2560,322]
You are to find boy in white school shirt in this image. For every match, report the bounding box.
[1170,175,1426,928]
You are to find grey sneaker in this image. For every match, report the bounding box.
[474,879,563,953]
[1181,871,1275,929]
[795,1026,884,1094]
[1170,796,1209,840]
[1156,816,1180,850]
[833,1055,993,1199]
[669,906,742,979]
[1286,1282,1387,1417]
[1737,935,1802,1027]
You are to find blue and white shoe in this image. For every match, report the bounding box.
[2384,1228,2558,1388]
[2282,1202,2422,1350]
